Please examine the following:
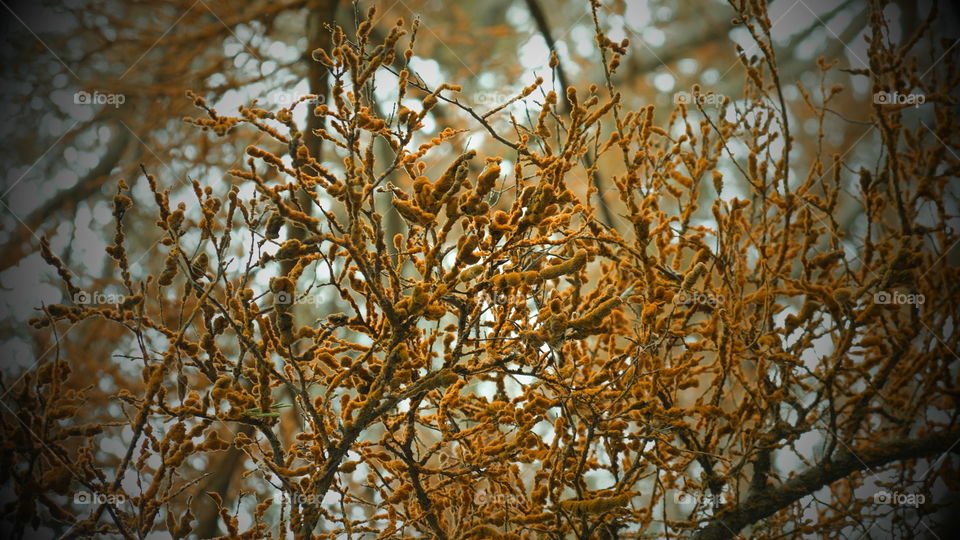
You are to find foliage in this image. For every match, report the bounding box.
[2,1,959,539]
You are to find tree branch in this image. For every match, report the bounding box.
[691,429,960,540]
[524,0,616,228]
